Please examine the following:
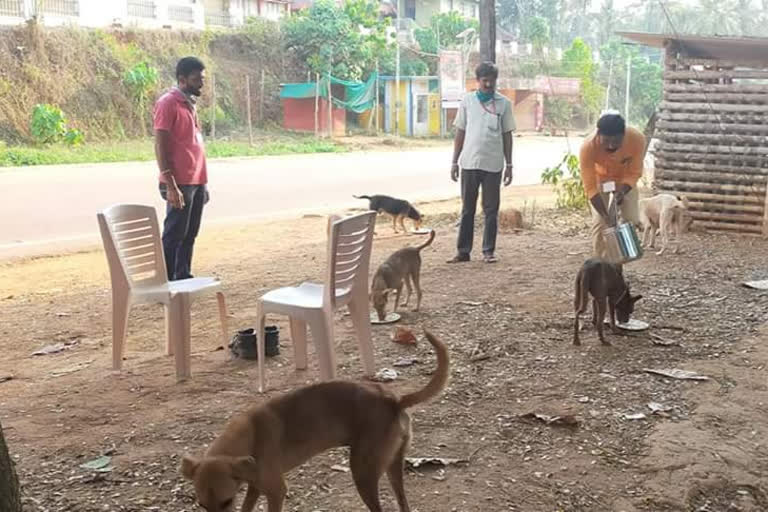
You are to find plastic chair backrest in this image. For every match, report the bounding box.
[97,204,168,290]
[324,211,376,309]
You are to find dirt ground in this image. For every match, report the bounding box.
[2,187,768,512]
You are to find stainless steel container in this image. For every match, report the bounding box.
[603,221,643,264]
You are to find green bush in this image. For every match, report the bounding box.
[541,153,587,210]
[123,62,159,135]
[123,62,159,101]
[30,104,84,146]
[200,104,239,135]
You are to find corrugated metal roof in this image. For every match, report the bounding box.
[616,31,768,64]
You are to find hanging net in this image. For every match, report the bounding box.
[280,72,378,113]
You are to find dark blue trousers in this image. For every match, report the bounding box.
[159,184,208,281]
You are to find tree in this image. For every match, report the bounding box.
[413,11,479,54]
[523,15,551,53]
[692,0,739,35]
[599,41,662,127]
[499,0,563,45]
[762,0,768,28]
[411,11,479,74]
[497,0,522,37]
[596,0,616,46]
[281,0,389,80]
[560,38,603,124]
[379,49,429,76]
[0,419,21,512]
[122,61,159,136]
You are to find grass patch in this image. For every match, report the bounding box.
[0,135,346,168]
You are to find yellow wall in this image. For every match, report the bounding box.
[428,93,440,136]
[387,81,409,136]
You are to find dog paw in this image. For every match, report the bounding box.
[573,339,581,346]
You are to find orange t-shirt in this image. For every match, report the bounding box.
[579,126,645,197]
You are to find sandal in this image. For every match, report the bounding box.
[446,254,470,264]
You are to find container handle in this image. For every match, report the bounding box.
[607,190,624,226]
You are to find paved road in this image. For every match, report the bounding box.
[0,136,574,259]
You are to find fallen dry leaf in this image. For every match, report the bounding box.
[391,327,417,345]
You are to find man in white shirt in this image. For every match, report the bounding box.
[448,61,515,264]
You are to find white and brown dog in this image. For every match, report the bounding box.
[639,193,693,255]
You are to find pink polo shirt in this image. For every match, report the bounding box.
[153,88,208,185]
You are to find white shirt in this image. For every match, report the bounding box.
[454,91,515,172]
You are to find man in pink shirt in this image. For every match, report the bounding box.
[153,57,208,281]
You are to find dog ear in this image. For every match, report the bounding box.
[180,455,200,480]
[229,456,259,481]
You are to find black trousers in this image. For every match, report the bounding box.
[457,169,501,256]
[159,184,207,281]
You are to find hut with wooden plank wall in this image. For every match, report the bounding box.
[618,32,768,235]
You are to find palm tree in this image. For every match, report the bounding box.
[597,0,616,46]
[497,0,522,36]
[689,0,739,35]
[734,0,759,35]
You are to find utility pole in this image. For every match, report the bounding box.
[479,0,496,62]
[395,0,401,137]
[624,54,631,120]
[604,57,614,111]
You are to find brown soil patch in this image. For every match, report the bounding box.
[2,189,768,511]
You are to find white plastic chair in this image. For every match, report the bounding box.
[97,204,228,381]
[255,211,377,392]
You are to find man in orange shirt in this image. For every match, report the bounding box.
[579,112,646,257]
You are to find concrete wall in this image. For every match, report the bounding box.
[0,0,282,28]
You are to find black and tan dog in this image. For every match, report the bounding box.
[573,258,642,346]
[181,330,449,512]
[354,194,422,233]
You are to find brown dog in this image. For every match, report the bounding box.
[181,330,449,512]
[371,230,435,321]
[573,258,642,346]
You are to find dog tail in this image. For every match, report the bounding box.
[416,229,436,251]
[574,266,589,313]
[353,195,371,200]
[398,331,449,410]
